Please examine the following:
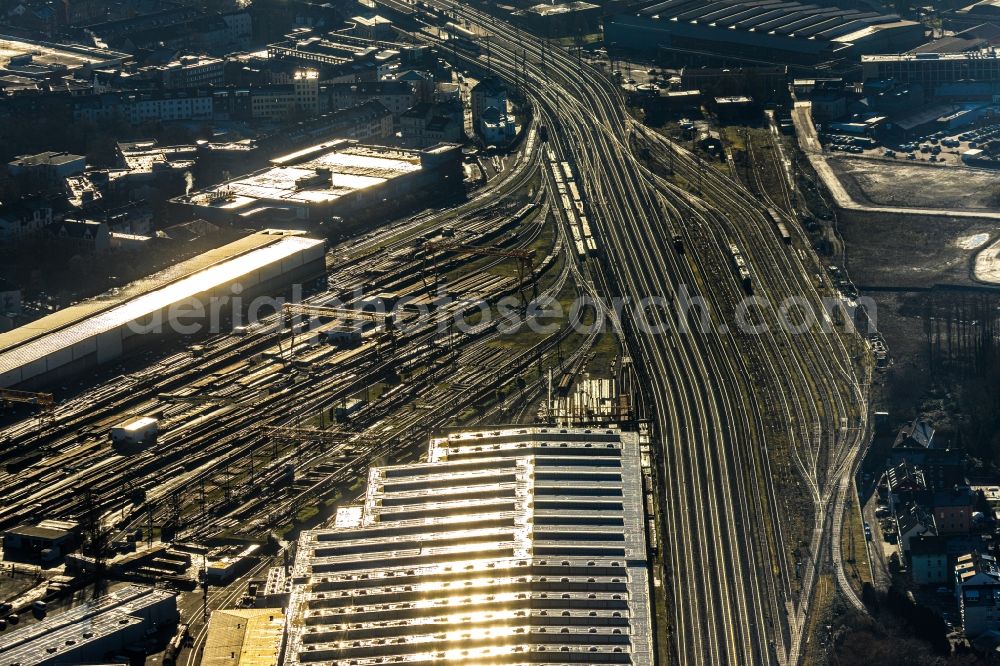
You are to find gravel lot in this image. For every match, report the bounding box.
[829,156,1000,210]
[838,208,997,289]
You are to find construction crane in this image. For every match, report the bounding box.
[0,389,55,413]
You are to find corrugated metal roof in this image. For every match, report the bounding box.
[203,608,286,666]
[284,427,653,666]
[0,585,175,664]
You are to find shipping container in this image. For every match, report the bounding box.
[110,416,159,447]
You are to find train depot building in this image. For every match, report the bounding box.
[283,426,655,665]
[0,230,325,389]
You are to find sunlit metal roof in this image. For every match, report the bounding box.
[0,232,324,387]
[285,427,653,666]
[182,144,424,213]
[0,585,176,665]
[203,607,286,666]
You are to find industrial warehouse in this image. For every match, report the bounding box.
[0,230,324,388]
[283,427,654,665]
[605,0,925,66]
[0,585,178,665]
[174,140,464,227]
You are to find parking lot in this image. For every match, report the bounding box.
[822,120,1000,166]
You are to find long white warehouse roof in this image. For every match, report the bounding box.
[0,233,324,387]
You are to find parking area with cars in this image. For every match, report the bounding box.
[821,120,1000,166]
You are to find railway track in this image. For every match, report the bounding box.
[419,6,871,664]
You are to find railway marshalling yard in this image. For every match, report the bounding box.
[0,14,899,666]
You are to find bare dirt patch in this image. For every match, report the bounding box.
[829,157,1000,210]
[975,238,1000,285]
[838,208,996,288]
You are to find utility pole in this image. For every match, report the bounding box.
[80,486,109,599]
[248,441,255,486]
[201,554,209,620]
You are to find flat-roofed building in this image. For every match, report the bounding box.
[0,34,130,75]
[516,2,602,37]
[175,140,463,226]
[3,519,79,562]
[8,151,85,182]
[0,585,177,665]
[862,50,1000,91]
[284,426,654,666]
[605,0,925,66]
[0,230,325,388]
[203,607,285,666]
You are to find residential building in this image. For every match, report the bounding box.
[890,417,966,490]
[400,101,464,146]
[221,11,253,49]
[934,487,977,535]
[260,101,395,152]
[956,552,1000,637]
[896,504,936,555]
[328,80,417,116]
[395,69,435,102]
[910,535,950,585]
[144,56,226,89]
[0,197,62,239]
[471,77,507,126]
[896,418,937,448]
[886,461,928,514]
[88,9,251,53]
[479,105,517,144]
[435,82,461,103]
[124,89,213,124]
[47,219,111,251]
[251,70,320,121]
